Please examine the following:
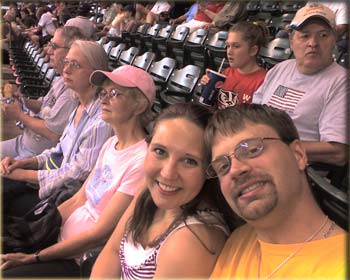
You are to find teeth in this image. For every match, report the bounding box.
[241,182,265,195]
[158,182,179,192]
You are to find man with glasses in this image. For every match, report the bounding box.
[206,104,346,279]
[1,26,85,160]
[253,4,348,168]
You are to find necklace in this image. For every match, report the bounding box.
[257,216,329,280]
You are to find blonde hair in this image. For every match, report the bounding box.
[71,40,109,71]
[128,87,156,129]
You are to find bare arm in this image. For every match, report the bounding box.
[155,225,227,278]
[37,191,133,262]
[2,191,134,270]
[3,99,60,142]
[302,141,348,166]
[22,98,43,114]
[90,185,145,278]
[58,184,88,224]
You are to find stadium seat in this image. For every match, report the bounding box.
[159,64,201,109]
[108,43,126,70]
[166,25,190,68]
[205,31,230,72]
[152,24,176,60]
[258,38,293,69]
[183,28,209,74]
[132,51,155,71]
[118,46,139,66]
[308,167,348,230]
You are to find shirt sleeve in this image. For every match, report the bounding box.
[37,119,113,199]
[44,88,77,136]
[319,73,348,144]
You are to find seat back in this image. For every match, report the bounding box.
[118,47,139,65]
[136,23,151,35]
[156,24,175,39]
[261,1,280,14]
[205,31,229,71]
[96,37,107,45]
[167,64,201,94]
[259,38,292,66]
[102,41,116,55]
[206,31,228,49]
[280,1,306,13]
[146,23,162,37]
[246,1,260,15]
[148,57,177,83]
[184,29,209,73]
[185,28,209,45]
[109,43,126,62]
[308,167,348,230]
[132,52,155,71]
[43,68,57,85]
[169,25,189,42]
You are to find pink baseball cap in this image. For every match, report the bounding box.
[90,65,156,106]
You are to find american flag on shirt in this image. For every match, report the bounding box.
[267,85,305,112]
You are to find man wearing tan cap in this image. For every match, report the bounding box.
[253,4,348,169]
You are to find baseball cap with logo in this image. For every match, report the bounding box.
[290,4,336,31]
[90,65,156,107]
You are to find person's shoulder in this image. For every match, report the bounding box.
[162,218,228,257]
[227,223,254,241]
[325,62,347,77]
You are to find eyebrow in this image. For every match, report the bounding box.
[151,142,204,162]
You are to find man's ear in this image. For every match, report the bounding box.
[289,32,295,52]
[289,139,308,171]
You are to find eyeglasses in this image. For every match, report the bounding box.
[47,41,69,50]
[63,59,81,70]
[206,137,284,178]
[98,88,124,100]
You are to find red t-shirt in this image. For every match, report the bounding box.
[217,67,267,108]
[195,3,224,23]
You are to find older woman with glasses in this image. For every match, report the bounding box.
[1,40,113,218]
[1,65,156,278]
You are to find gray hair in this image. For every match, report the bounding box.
[58,26,86,48]
[71,40,109,71]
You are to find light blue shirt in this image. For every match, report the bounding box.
[36,98,114,199]
[185,3,198,22]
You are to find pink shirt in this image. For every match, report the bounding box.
[58,137,147,250]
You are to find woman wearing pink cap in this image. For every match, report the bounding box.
[1,65,156,278]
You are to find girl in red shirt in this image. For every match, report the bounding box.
[200,21,269,108]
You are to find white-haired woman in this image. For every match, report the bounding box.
[1,40,113,217]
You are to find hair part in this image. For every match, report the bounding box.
[71,40,109,71]
[205,104,300,154]
[229,21,269,53]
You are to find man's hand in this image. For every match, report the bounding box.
[2,99,23,120]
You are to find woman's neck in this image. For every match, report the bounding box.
[113,122,146,150]
[77,87,96,108]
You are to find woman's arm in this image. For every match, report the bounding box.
[36,191,134,262]
[58,182,88,224]
[155,225,227,278]
[2,190,134,271]
[90,185,146,278]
